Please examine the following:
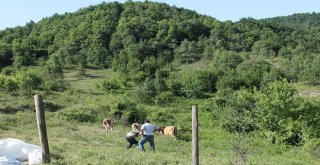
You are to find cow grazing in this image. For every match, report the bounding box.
[158,126,177,137]
[131,123,141,131]
[103,118,113,132]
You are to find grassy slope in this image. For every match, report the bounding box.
[0,68,319,165]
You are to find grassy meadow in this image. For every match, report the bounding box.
[0,67,319,165]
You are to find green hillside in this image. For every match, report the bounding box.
[263,12,320,29]
[0,1,319,164]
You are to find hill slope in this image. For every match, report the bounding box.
[0,1,320,164]
[1,68,319,165]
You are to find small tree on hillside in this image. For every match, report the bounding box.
[255,79,303,144]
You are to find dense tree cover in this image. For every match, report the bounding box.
[0,1,319,146]
[263,12,320,29]
[1,2,319,72]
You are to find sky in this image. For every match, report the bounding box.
[1,0,320,30]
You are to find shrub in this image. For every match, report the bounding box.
[180,72,205,98]
[59,107,98,123]
[41,54,64,79]
[254,79,310,145]
[155,91,175,105]
[174,39,202,64]
[216,71,241,91]
[236,59,273,88]
[132,86,153,104]
[197,70,218,93]
[2,76,18,92]
[120,109,146,126]
[13,55,27,69]
[299,98,320,139]
[212,50,243,69]
[0,74,6,89]
[261,67,284,86]
[1,66,15,76]
[221,89,259,133]
[154,69,168,94]
[76,64,85,76]
[131,71,147,84]
[168,79,183,96]
[42,79,66,92]
[99,79,121,91]
[176,125,192,141]
[14,70,42,93]
[132,78,157,103]
[151,110,175,123]
[109,99,146,125]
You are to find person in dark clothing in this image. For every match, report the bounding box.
[125,130,140,149]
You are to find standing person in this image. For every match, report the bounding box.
[138,119,159,152]
[125,130,140,149]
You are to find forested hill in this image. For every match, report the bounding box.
[1,1,320,71]
[263,12,320,29]
[0,1,215,68]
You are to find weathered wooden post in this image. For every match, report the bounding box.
[34,95,51,163]
[192,105,199,165]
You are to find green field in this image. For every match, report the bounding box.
[1,68,319,165]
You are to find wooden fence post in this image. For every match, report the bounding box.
[34,95,51,163]
[192,105,199,165]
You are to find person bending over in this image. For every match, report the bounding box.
[125,130,140,149]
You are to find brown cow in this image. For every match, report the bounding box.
[102,118,113,132]
[158,126,177,137]
[131,123,141,131]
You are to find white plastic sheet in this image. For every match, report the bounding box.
[0,138,42,164]
[28,150,42,165]
[0,156,25,165]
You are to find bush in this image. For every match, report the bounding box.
[236,59,273,88]
[59,107,98,123]
[154,69,168,94]
[155,91,175,105]
[99,79,121,91]
[42,79,66,92]
[41,55,64,80]
[76,64,85,76]
[254,79,315,145]
[197,70,218,93]
[1,66,15,76]
[1,76,18,92]
[132,87,153,104]
[181,72,205,98]
[216,71,241,91]
[132,78,157,103]
[221,89,259,133]
[14,70,42,93]
[109,99,146,125]
[176,125,192,141]
[151,110,175,123]
[131,71,147,84]
[212,50,243,69]
[168,79,183,96]
[299,98,320,139]
[0,74,6,89]
[120,109,146,126]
